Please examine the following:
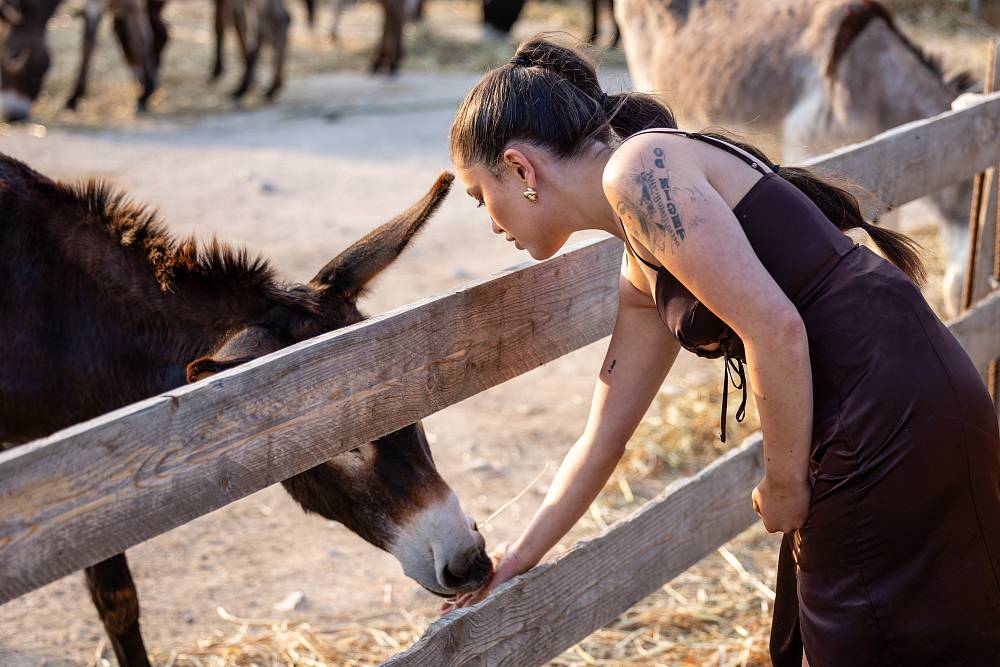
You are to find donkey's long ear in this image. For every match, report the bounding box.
[185,325,284,383]
[311,172,454,301]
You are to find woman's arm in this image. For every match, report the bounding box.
[603,135,812,534]
[512,269,681,569]
[445,261,680,610]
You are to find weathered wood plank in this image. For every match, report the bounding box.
[805,92,1000,218]
[948,289,1000,371]
[0,237,623,603]
[380,435,765,667]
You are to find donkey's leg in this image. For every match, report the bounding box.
[330,0,347,41]
[408,0,425,22]
[588,0,598,43]
[146,0,168,68]
[264,0,290,100]
[110,0,158,111]
[372,0,403,74]
[370,0,388,72]
[210,0,227,81]
[65,0,106,110]
[84,552,151,667]
[607,0,619,47]
[230,0,261,99]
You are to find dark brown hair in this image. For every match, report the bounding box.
[450,34,925,285]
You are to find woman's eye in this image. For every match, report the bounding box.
[476,199,485,209]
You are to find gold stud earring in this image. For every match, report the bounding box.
[523,187,539,203]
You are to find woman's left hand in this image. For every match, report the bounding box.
[752,475,811,534]
[439,542,530,615]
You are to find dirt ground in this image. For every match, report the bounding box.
[0,1,989,665]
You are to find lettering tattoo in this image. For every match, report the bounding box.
[607,359,617,374]
[614,145,709,257]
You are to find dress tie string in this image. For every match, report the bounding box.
[720,348,748,443]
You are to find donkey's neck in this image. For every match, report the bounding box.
[839,18,959,134]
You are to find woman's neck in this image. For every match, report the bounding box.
[550,144,623,239]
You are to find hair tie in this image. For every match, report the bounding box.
[598,91,609,107]
[509,53,531,68]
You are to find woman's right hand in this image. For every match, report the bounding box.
[439,542,531,615]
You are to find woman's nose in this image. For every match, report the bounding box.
[491,221,503,235]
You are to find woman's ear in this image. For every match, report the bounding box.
[501,147,537,188]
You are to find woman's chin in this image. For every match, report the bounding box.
[526,243,562,261]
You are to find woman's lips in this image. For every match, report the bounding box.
[502,233,522,250]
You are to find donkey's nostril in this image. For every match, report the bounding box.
[441,549,493,590]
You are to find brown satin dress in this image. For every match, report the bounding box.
[617,129,1000,666]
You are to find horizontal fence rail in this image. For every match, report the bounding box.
[2,93,1000,605]
[801,91,1000,217]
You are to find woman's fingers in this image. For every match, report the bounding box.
[438,545,532,616]
[752,480,809,534]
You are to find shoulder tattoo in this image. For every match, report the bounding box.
[614,145,710,256]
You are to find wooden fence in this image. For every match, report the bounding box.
[2,92,1000,665]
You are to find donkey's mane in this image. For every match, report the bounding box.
[69,179,273,290]
[827,0,975,92]
[64,179,318,313]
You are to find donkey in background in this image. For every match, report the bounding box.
[615,0,978,316]
[0,154,491,666]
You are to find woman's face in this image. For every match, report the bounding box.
[455,158,571,261]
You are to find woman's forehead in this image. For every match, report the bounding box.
[456,164,489,191]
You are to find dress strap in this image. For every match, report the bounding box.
[621,128,777,177]
[720,348,748,443]
[617,216,661,271]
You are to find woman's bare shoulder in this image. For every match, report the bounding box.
[603,131,704,189]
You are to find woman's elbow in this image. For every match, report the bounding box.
[747,308,808,355]
[776,309,809,356]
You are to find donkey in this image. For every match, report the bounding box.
[0,153,491,667]
[614,0,978,316]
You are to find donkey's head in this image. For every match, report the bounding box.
[185,174,492,598]
[0,0,57,122]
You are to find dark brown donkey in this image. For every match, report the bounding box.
[0,154,491,666]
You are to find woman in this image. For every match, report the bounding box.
[444,35,1000,666]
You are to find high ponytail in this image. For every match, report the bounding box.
[450,33,925,285]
